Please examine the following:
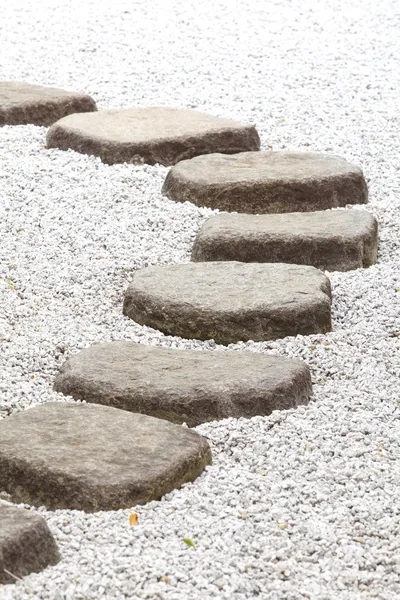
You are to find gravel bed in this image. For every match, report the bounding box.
[0,0,399,598]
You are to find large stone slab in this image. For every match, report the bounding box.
[192,209,378,271]
[0,81,97,127]
[123,262,332,344]
[162,151,368,212]
[0,503,60,585]
[54,342,312,427]
[0,403,211,511]
[46,107,260,165]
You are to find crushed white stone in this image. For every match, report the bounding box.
[0,0,399,598]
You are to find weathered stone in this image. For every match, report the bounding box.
[46,107,260,165]
[162,151,368,212]
[0,403,211,511]
[192,209,378,271]
[54,342,312,427]
[0,503,60,585]
[0,81,97,127]
[123,262,332,344]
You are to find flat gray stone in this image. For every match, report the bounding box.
[162,151,368,212]
[123,262,332,344]
[192,210,378,271]
[0,81,97,127]
[0,503,60,585]
[46,107,260,165]
[54,342,312,427]
[0,403,211,511]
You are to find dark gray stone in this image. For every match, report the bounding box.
[54,342,312,427]
[46,107,260,165]
[0,503,60,585]
[192,209,378,271]
[123,262,332,344]
[162,151,368,212]
[0,81,97,127]
[0,403,211,511]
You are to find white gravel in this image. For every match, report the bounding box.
[1,0,400,598]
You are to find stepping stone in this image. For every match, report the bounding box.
[192,210,378,272]
[0,403,211,511]
[0,81,97,127]
[54,342,312,427]
[46,107,260,165]
[123,262,332,344]
[162,151,368,212]
[0,503,60,585]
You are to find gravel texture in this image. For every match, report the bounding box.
[0,0,399,599]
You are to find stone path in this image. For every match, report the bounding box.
[162,150,368,212]
[123,262,332,344]
[46,107,261,165]
[0,81,381,585]
[0,503,60,584]
[0,403,211,511]
[191,209,378,271]
[54,341,312,426]
[0,82,97,127]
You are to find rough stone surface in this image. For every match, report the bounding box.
[162,151,368,212]
[46,107,260,165]
[0,503,60,585]
[0,403,212,511]
[0,81,97,127]
[123,262,332,344]
[54,342,312,426]
[192,209,378,271]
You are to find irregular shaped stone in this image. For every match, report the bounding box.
[0,81,97,127]
[162,151,368,212]
[0,503,60,585]
[123,262,332,344]
[0,403,211,511]
[46,107,260,165]
[54,342,312,427]
[192,209,378,272]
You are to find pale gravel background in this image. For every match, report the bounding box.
[0,0,400,598]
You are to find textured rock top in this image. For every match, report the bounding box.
[0,81,97,126]
[50,107,257,143]
[0,403,212,511]
[196,208,375,236]
[191,209,378,271]
[167,151,363,183]
[125,261,331,311]
[162,150,368,212]
[123,261,332,343]
[0,503,60,585]
[46,107,260,165]
[54,341,312,426]
[0,81,92,105]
